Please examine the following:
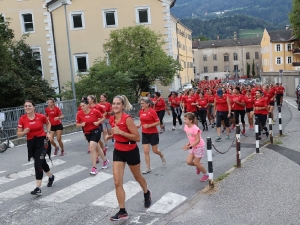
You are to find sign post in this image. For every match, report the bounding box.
[279,69,283,83]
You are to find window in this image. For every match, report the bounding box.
[214,66,218,72]
[276,44,282,52]
[276,57,282,65]
[203,55,207,61]
[204,66,208,73]
[31,47,43,77]
[234,65,239,72]
[233,53,238,60]
[20,13,35,33]
[136,7,151,24]
[213,54,217,60]
[287,56,292,64]
[74,54,89,73]
[102,9,118,27]
[224,55,229,61]
[70,11,85,30]
[255,52,259,59]
[287,44,292,51]
[246,52,250,60]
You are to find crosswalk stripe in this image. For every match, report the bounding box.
[40,172,113,203]
[22,155,57,166]
[0,159,66,185]
[0,171,5,174]
[91,181,142,208]
[0,165,87,200]
[146,192,187,214]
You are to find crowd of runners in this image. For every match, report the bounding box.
[16,79,285,221]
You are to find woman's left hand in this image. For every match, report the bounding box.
[112,126,122,135]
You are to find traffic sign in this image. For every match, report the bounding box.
[279,69,283,74]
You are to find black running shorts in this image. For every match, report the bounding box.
[51,124,63,131]
[113,146,141,166]
[85,128,101,143]
[142,132,159,146]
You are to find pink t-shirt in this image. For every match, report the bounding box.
[184,124,205,148]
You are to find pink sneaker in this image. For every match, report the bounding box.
[241,129,245,134]
[54,146,59,155]
[87,148,90,154]
[96,157,100,164]
[102,159,110,169]
[200,174,209,182]
[196,168,201,175]
[103,148,107,156]
[90,167,98,175]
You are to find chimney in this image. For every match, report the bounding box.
[217,35,220,40]
[197,39,200,47]
[233,32,237,40]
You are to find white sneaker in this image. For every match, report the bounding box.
[161,157,166,165]
[142,168,151,174]
[172,126,176,130]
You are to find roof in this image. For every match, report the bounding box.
[192,37,262,49]
[268,30,293,42]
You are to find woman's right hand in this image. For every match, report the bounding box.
[24,128,30,134]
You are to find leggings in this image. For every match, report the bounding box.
[198,109,207,127]
[234,110,245,124]
[254,114,268,135]
[156,110,165,125]
[171,107,182,126]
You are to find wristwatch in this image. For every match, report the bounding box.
[189,146,192,149]
[47,130,51,133]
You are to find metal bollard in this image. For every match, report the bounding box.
[255,116,260,153]
[236,124,241,168]
[268,112,273,144]
[207,137,214,188]
[278,106,283,135]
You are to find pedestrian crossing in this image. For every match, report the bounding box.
[0,163,188,215]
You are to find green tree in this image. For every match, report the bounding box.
[289,0,300,39]
[103,25,181,102]
[251,60,256,77]
[0,14,56,108]
[193,36,209,41]
[246,62,251,78]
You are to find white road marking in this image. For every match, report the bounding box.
[0,171,5,174]
[0,165,87,200]
[146,192,187,214]
[40,172,112,203]
[91,181,142,208]
[62,139,71,143]
[22,155,57,166]
[0,159,66,185]
[146,218,160,225]
[284,99,297,109]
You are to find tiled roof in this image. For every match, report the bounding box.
[192,37,261,49]
[268,30,293,42]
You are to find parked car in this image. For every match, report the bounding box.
[182,83,193,91]
[296,83,300,111]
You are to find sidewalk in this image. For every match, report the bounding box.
[160,96,300,225]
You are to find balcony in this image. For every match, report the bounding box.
[292,48,300,54]
[292,62,300,67]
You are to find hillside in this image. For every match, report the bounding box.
[181,15,279,40]
[171,0,292,27]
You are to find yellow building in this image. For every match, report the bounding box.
[261,29,300,73]
[0,0,177,98]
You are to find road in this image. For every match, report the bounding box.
[0,101,291,225]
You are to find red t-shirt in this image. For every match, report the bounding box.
[169,96,179,108]
[139,108,159,134]
[244,95,254,109]
[45,106,62,126]
[215,95,229,111]
[18,113,47,140]
[231,94,245,111]
[153,98,166,111]
[183,95,197,112]
[206,95,215,104]
[263,90,275,104]
[276,86,285,94]
[99,102,112,119]
[197,98,208,109]
[76,109,103,134]
[253,98,268,115]
[109,113,137,151]
[90,104,105,114]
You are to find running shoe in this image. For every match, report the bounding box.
[196,167,201,175]
[222,127,226,133]
[200,174,209,182]
[215,136,221,142]
[31,187,42,196]
[205,126,208,131]
[266,131,269,137]
[241,129,245,135]
[144,190,152,208]
[103,147,107,156]
[90,167,98,175]
[172,126,176,130]
[47,175,55,187]
[60,150,65,156]
[54,146,59,155]
[110,210,129,221]
[102,159,110,169]
[212,124,215,128]
[226,135,230,140]
[161,157,166,165]
[231,124,235,130]
[96,157,100,164]
[142,168,151,174]
[87,148,90,154]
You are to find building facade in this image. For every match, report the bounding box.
[0,0,177,98]
[193,36,261,81]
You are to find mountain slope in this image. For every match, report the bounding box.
[171,0,292,26]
